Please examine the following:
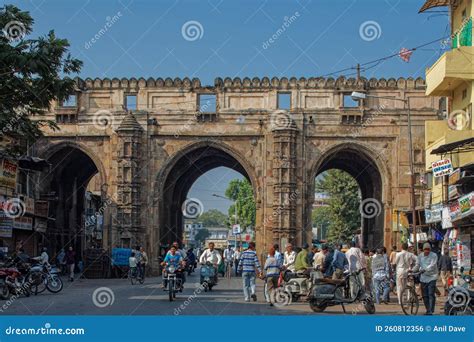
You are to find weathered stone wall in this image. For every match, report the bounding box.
[33,76,440,269]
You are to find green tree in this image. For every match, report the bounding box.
[198,209,228,227]
[194,228,210,244]
[0,5,82,155]
[316,170,361,243]
[225,178,255,230]
[312,206,331,239]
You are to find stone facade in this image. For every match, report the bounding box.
[32,76,440,270]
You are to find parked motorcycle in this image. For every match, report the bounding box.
[165,264,184,302]
[308,268,375,314]
[200,262,217,291]
[444,270,473,315]
[26,261,63,295]
[0,266,31,299]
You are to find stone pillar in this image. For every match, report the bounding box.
[115,112,144,248]
[271,111,299,249]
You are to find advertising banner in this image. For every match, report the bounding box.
[0,158,17,189]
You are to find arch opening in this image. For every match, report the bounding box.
[311,146,384,248]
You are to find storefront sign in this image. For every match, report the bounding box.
[432,159,453,178]
[449,200,461,221]
[34,219,47,233]
[34,200,49,218]
[423,191,432,209]
[0,211,13,238]
[425,203,442,223]
[13,216,33,230]
[232,224,241,235]
[448,168,461,185]
[0,159,18,189]
[457,192,474,219]
[442,206,452,229]
[24,197,35,215]
[448,185,460,200]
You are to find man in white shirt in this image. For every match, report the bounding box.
[345,241,367,298]
[283,243,297,272]
[199,242,222,267]
[394,242,418,305]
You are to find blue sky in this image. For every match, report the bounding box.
[8,0,449,213]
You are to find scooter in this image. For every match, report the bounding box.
[308,268,375,314]
[200,262,217,291]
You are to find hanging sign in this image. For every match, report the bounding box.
[432,159,453,178]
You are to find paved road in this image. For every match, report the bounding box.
[0,270,447,315]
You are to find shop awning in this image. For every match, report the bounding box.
[18,156,50,171]
[431,137,474,155]
[418,0,452,13]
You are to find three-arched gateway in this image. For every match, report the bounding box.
[33,76,440,272]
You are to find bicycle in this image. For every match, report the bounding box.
[400,271,421,315]
[128,267,144,285]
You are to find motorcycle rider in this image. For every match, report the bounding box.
[33,247,49,265]
[295,243,311,274]
[186,248,196,273]
[199,242,222,281]
[223,245,234,275]
[161,245,184,290]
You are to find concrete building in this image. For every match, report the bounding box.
[420,0,473,270]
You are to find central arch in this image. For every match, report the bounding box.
[308,143,388,248]
[155,141,258,252]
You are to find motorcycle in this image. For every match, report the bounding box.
[26,262,63,294]
[0,266,31,299]
[444,269,473,315]
[165,264,184,302]
[308,268,375,314]
[200,262,217,291]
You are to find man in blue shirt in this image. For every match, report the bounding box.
[238,242,262,302]
[417,242,438,315]
[161,246,183,289]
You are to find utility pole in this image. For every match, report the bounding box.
[406,99,418,254]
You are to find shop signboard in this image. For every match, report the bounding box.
[432,159,453,178]
[13,216,33,230]
[23,197,35,215]
[441,206,452,229]
[425,203,442,223]
[0,211,13,238]
[232,224,241,235]
[34,200,49,218]
[449,200,461,221]
[457,192,473,220]
[456,237,471,271]
[0,159,17,189]
[34,219,47,233]
[448,185,460,200]
[448,168,461,185]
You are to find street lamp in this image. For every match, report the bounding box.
[351,91,418,253]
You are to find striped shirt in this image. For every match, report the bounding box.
[264,256,280,277]
[238,249,261,274]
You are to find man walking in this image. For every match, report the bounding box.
[234,246,241,276]
[223,245,234,276]
[394,243,418,305]
[238,242,262,302]
[417,242,438,315]
[345,241,367,298]
[264,246,280,306]
[330,244,348,279]
[371,248,390,304]
[136,246,148,280]
[438,248,452,296]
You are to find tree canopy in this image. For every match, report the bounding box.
[0,5,82,155]
[315,170,361,243]
[224,178,255,231]
[197,209,228,228]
